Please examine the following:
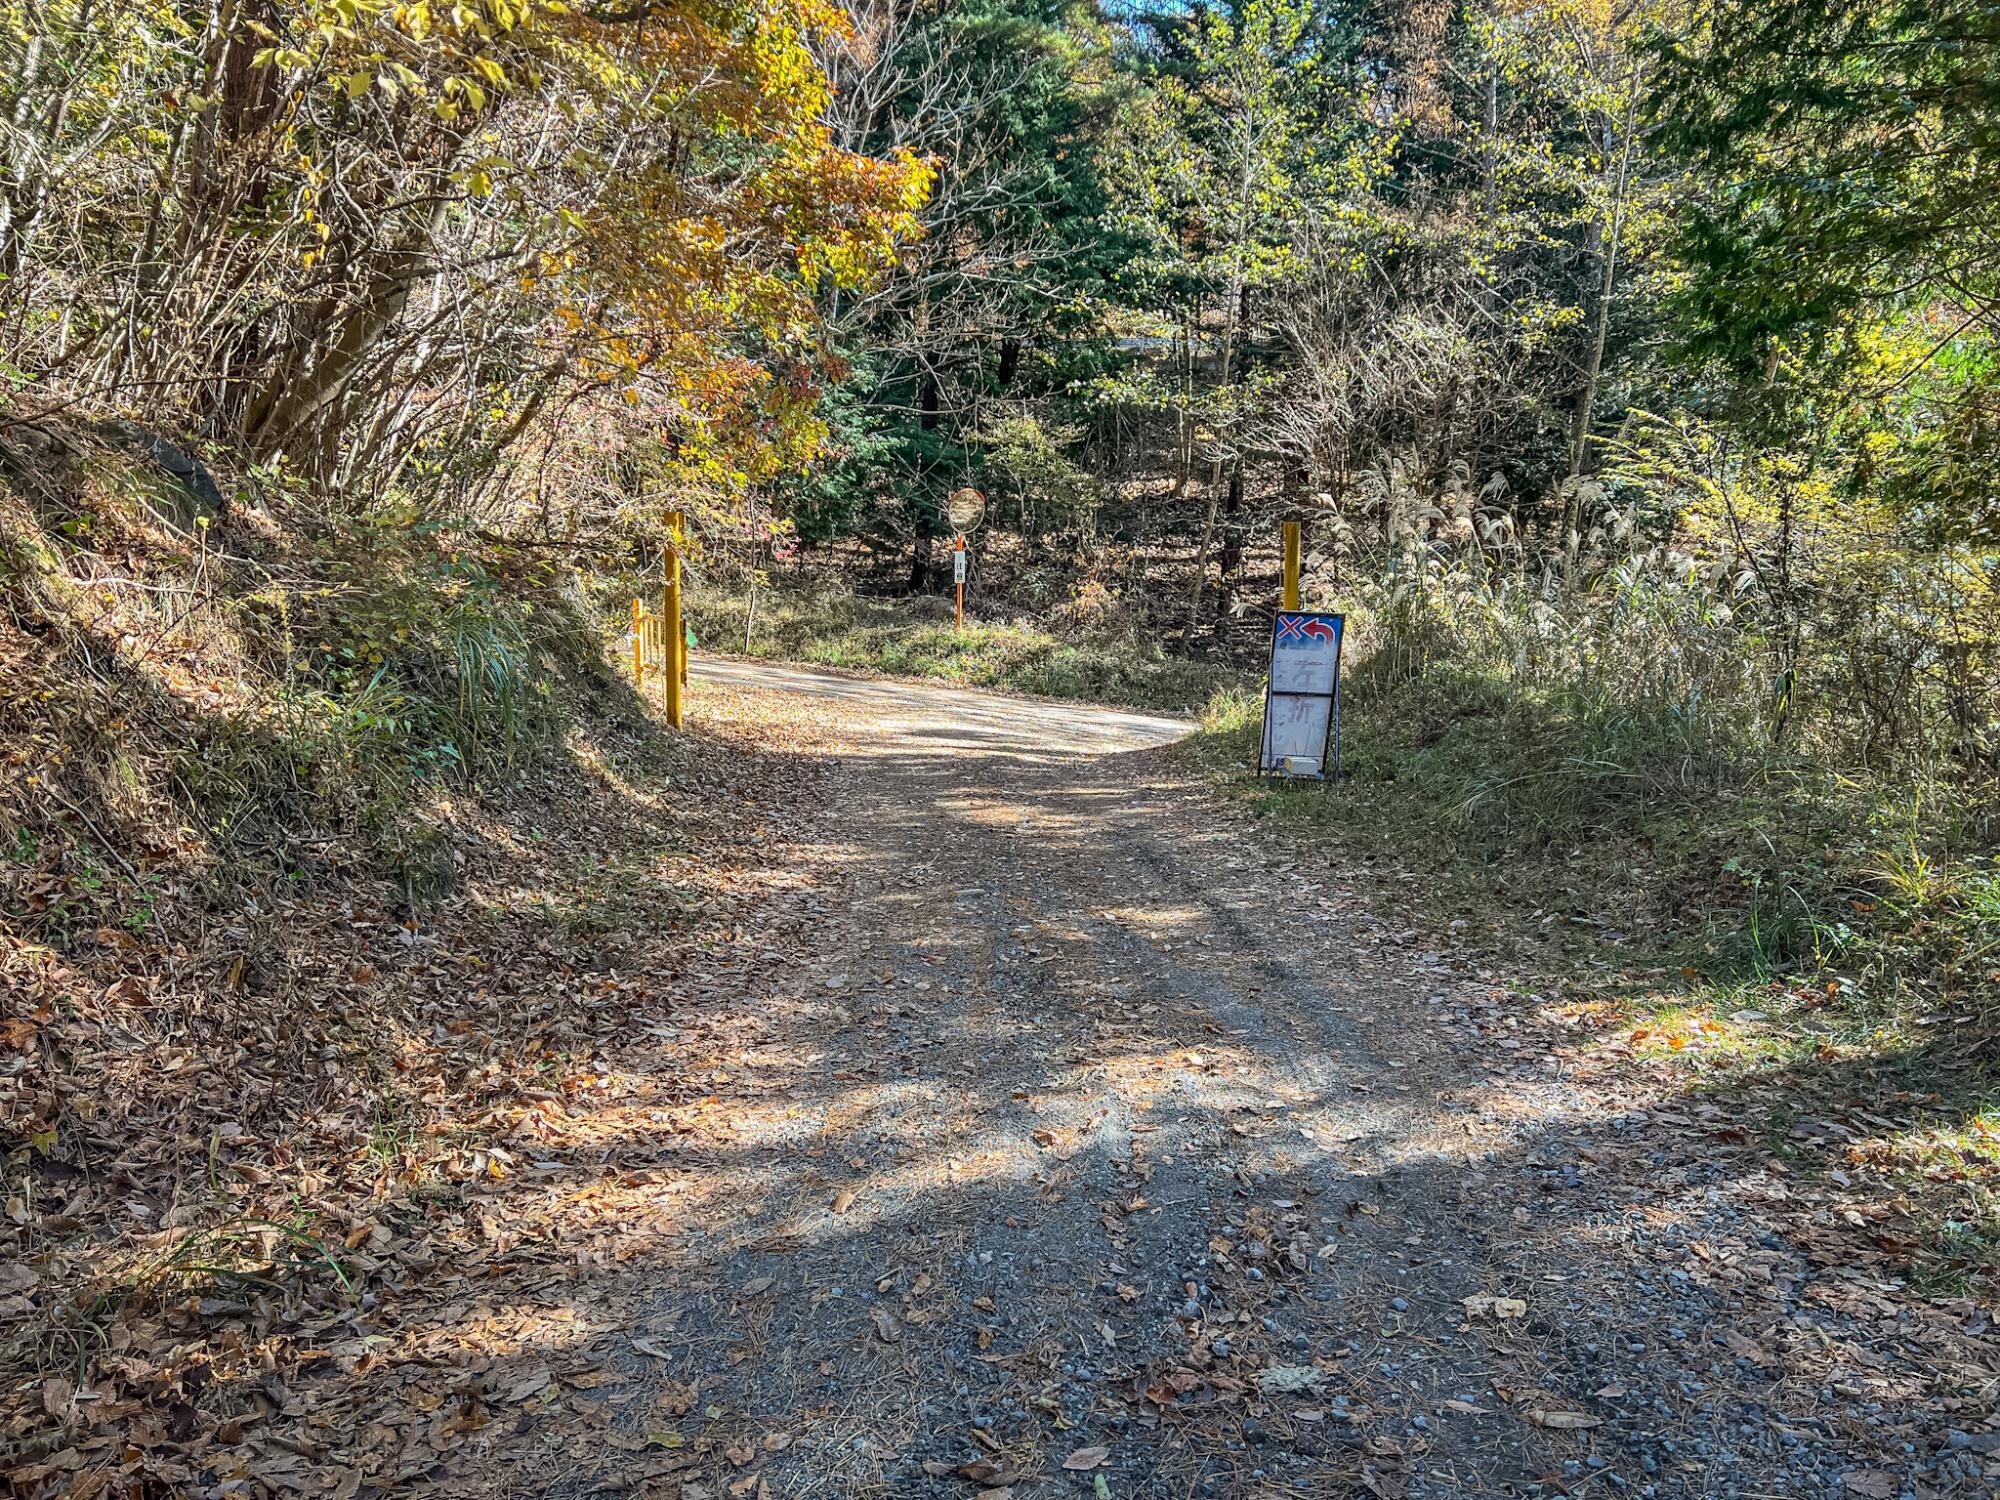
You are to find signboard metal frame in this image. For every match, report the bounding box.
[1259,610,1345,783]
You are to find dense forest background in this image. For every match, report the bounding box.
[12,0,1992,759]
[2,1,1997,1264]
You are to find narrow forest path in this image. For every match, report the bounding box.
[275,661,1987,1500]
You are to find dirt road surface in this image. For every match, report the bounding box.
[323,659,1985,1499]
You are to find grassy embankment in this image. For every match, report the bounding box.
[0,425,700,1329]
[1186,609,1999,1295]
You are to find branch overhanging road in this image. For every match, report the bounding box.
[538,659,1975,1500]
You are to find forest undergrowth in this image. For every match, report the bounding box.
[1189,571,2000,1298]
[6,0,2000,1488]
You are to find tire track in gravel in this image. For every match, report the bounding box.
[555,660,1987,1500]
[634,666,1532,1500]
[961,761,1538,1497]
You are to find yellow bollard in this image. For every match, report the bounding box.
[663,511,685,729]
[631,597,644,683]
[1282,521,1301,611]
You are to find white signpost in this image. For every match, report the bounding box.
[1259,611,1345,780]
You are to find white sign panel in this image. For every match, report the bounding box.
[953,548,967,584]
[1259,612,1344,779]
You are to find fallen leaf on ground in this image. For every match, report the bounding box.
[1462,1295,1526,1320]
[1719,1329,1772,1364]
[1062,1446,1109,1471]
[1842,1473,1898,1499]
[1525,1410,1601,1430]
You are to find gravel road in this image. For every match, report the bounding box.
[552,659,1994,1500]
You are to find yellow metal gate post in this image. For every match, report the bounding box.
[1282,520,1301,611]
[663,510,685,729]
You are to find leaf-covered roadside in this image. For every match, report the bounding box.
[0,615,841,1492]
[0,397,887,1494]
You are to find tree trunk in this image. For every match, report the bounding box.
[1183,131,1259,644]
[908,532,935,594]
[1216,286,1252,624]
[244,172,455,458]
[1481,5,1499,223]
[1559,94,1638,552]
[1172,302,1194,498]
[908,368,943,592]
[1217,463,1245,625]
[1469,2,1499,326]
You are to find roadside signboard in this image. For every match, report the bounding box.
[1259,611,1344,780]
[953,547,967,584]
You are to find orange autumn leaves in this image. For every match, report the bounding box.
[259,0,932,493]
[545,0,935,491]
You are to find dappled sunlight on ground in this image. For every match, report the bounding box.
[14,660,1995,1498]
